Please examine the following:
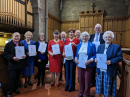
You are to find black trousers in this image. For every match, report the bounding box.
[37,60,46,82]
[7,69,22,95]
[91,66,96,85]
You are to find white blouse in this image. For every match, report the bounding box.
[75,41,93,61]
[78,41,88,54]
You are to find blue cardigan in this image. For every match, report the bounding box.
[75,42,96,67]
[96,43,123,76]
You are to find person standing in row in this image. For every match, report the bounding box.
[4,32,26,97]
[59,31,67,81]
[63,28,80,92]
[95,31,123,97]
[35,33,48,86]
[89,23,105,87]
[75,31,96,97]
[75,30,82,42]
[20,31,35,88]
[48,30,64,87]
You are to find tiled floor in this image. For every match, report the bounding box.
[11,67,120,97]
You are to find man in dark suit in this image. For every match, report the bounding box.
[3,32,26,97]
[89,23,105,87]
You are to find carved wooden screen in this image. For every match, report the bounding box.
[0,0,33,29]
[79,10,104,34]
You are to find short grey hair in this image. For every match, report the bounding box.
[95,23,102,28]
[39,33,44,37]
[80,31,90,39]
[13,32,20,37]
[75,30,81,35]
[61,31,67,37]
[103,31,114,40]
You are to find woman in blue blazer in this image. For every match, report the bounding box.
[95,31,123,97]
[75,31,96,97]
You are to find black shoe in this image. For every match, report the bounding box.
[68,89,72,92]
[37,81,40,86]
[7,95,11,97]
[24,83,28,88]
[42,82,45,86]
[65,88,68,91]
[14,89,20,94]
[77,94,83,97]
[28,81,33,86]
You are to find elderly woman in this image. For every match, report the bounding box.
[48,30,64,87]
[95,31,123,97]
[35,33,48,86]
[75,30,82,42]
[75,31,96,97]
[20,31,35,88]
[3,32,26,97]
[61,31,67,42]
[63,28,80,92]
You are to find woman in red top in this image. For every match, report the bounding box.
[63,28,80,92]
[48,30,64,87]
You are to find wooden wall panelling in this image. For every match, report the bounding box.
[122,31,126,41]
[88,16,93,27]
[85,16,89,27]
[80,16,85,27]
[113,32,117,41]
[84,28,89,32]
[122,20,126,31]
[128,17,130,30]
[93,16,98,27]
[97,15,101,25]
[75,22,79,30]
[80,27,84,33]
[107,20,112,31]
[126,18,129,31]
[103,20,108,32]
[89,27,93,35]
[48,13,61,40]
[112,20,117,32]
[116,32,121,41]
[117,20,122,32]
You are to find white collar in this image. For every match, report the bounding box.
[82,41,88,44]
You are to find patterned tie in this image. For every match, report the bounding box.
[96,33,99,42]
[104,46,108,54]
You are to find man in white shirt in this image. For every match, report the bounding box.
[89,23,105,87]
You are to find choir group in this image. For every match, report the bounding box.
[4,23,123,97]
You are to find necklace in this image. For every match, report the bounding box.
[54,39,59,43]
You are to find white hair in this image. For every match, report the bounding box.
[80,31,90,39]
[39,33,44,36]
[95,23,102,28]
[13,32,20,37]
[60,31,67,37]
[103,31,114,40]
[75,30,81,35]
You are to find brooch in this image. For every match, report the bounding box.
[90,44,92,46]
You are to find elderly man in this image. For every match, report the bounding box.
[61,31,67,42]
[75,30,82,42]
[89,23,105,87]
[59,31,67,81]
